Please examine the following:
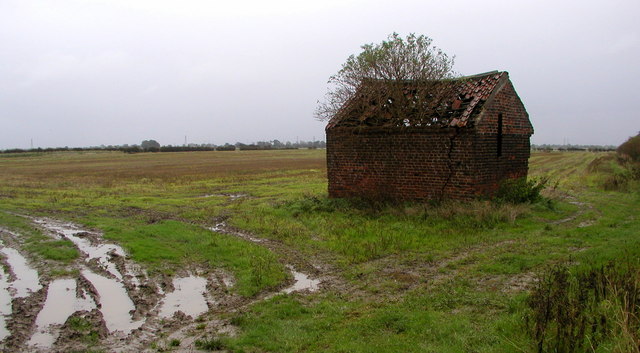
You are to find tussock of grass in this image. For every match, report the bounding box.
[25,240,79,263]
[195,337,226,351]
[66,316,101,344]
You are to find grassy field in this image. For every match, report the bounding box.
[0,149,638,352]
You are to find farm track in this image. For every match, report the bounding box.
[353,190,603,303]
[0,214,326,352]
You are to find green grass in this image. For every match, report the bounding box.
[0,211,79,264]
[83,217,286,296]
[67,316,101,344]
[227,286,530,353]
[0,150,638,351]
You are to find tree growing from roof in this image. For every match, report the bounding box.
[316,33,458,125]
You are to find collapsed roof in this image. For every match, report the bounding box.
[326,71,508,129]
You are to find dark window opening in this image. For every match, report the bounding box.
[497,113,503,157]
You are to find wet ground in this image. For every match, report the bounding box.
[0,215,323,352]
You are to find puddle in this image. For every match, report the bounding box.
[208,225,320,295]
[199,193,247,200]
[158,276,208,319]
[81,270,143,334]
[578,220,594,228]
[35,219,143,284]
[198,194,218,199]
[0,266,12,341]
[0,243,42,297]
[0,240,43,342]
[28,279,95,349]
[282,268,320,294]
[209,222,264,243]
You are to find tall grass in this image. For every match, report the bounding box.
[587,154,640,191]
[525,261,640,353]
[258,196,535,264]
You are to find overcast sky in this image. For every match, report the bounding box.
[1,0,638,149]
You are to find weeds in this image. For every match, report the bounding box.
[195,337,226,351]
[525,260,640,353]
[275,196,534,264]
[67,316,102,344]
[588,154,640,191]
[494,177,549,204]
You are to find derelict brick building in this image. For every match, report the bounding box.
[325,71,533,201]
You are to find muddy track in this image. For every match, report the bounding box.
[0,214,329,352]
[210,220,328,276]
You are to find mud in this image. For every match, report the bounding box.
[0,243,42,298]
[54,309,108,353]
[158,276,209,319]
[34,218,138,282]
[551,195,600,226]
[210,222,265,243]
[283,267,320,294]
[0,265,11,341]
[81,269,144,335]
[0,215,331,352]
[199,193,248,201]
[27,278,95,349]
[3,285,48,351]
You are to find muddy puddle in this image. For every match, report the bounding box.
[34,218,141,283]
[0,216,325,351]
[283,269,320,294]
[0,240,43,342]
[81,270,143,334]
[208,224,321,295]
[0,244,42,298]
[199,193,247,200]
[158,276,209,319]
[210,222,265,243]
[28,279,95,349]
[0,266,11,341]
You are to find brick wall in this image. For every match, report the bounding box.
[327,128,477,201]
[473,78,532,195]
[326,77,532,202]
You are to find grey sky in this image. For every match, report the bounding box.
[1,0,638,149]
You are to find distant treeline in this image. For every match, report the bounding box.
[1,140,326,154]
[532,144,617,152]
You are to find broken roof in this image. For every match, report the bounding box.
[326,71,509,129]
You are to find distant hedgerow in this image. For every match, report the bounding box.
[617,132,640,162]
